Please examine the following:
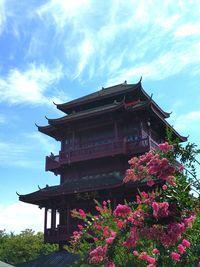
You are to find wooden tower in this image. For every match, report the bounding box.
[19,80,186,247]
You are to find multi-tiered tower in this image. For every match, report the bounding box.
[19,80,186,248]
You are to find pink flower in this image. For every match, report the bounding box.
[139,251,148,261]
[106,237,115,244]
[133,250,139,256]
[152,201,169,218]
[182,239,190,247]
[113,204,131,217]
[147,180,155,187]
[110,230,117,237]
[198,261,200,267]
[152,248,160,254]
[162,184,168,190]
[146,256,156,264]
[166,175,176,186]
[159,142,173,152]
[106,262,115,267]
[77,224,83,230]
[178,244,186,254]
[89,246,107,264]
[123,227,138,248]
[141,191,148,198]
[103,201,107,205]
[93,237,98,241]
[179,165,184,172]
[184,215,196,228]
[78,209,86,218]
[116,219,124,229]
[136,195,141,203]
[171,252,181,261]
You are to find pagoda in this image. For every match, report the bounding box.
[19,79,186,248]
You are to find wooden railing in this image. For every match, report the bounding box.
[46,137,159,171]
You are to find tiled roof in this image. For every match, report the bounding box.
[57,82,139,112]
[48,101,123,125]
[0,261,14,267]
[19,172,123,204]
[16,250,78,267]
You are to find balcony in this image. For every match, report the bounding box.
[46,136,159,172]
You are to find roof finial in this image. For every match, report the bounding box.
[16,191,20,196]
[53,101,58,105]
[38,185,41,190]
[35,123,39,128]
[124,80,127,84]
[45,116,49,120]
[102,86,105,90]
[139,76,142,83]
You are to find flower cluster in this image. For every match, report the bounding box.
[70,142,199,266]
[124,150,176,188]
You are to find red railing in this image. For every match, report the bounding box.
[46,137,158,171]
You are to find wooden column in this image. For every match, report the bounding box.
[114,120,118,140]
[51,208,56,230]
[44,208,48,232]
[66,202,70,235]
[72,129,75,149]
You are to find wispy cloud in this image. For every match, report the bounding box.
[0,0,6,35]
[0,113,6,124]
[0,202,43,233]
[25,132,58,155]
[174,23,200,38]
[0,132,58,168]
[0,63,67,105]
[170,110,200,134]
[35,0,200,83]
[106,41,200,85]
[0,140,39,168]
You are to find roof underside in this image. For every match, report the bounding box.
[16,251,78,267]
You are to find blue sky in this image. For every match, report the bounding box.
[0,0,200,232]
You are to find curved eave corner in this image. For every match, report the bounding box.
[149,106,187,143]
[35,123,60,140]
[140,86,170,119]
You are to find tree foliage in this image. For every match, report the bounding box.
[0,229,58,265]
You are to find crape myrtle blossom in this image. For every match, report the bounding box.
[70,142,199,266]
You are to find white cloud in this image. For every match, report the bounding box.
[0,202,43,233]
[0,63,63,105]
[174,23,200,38]
[171,111,200,133]
[75,38,95,79]
[38,0,91,30]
